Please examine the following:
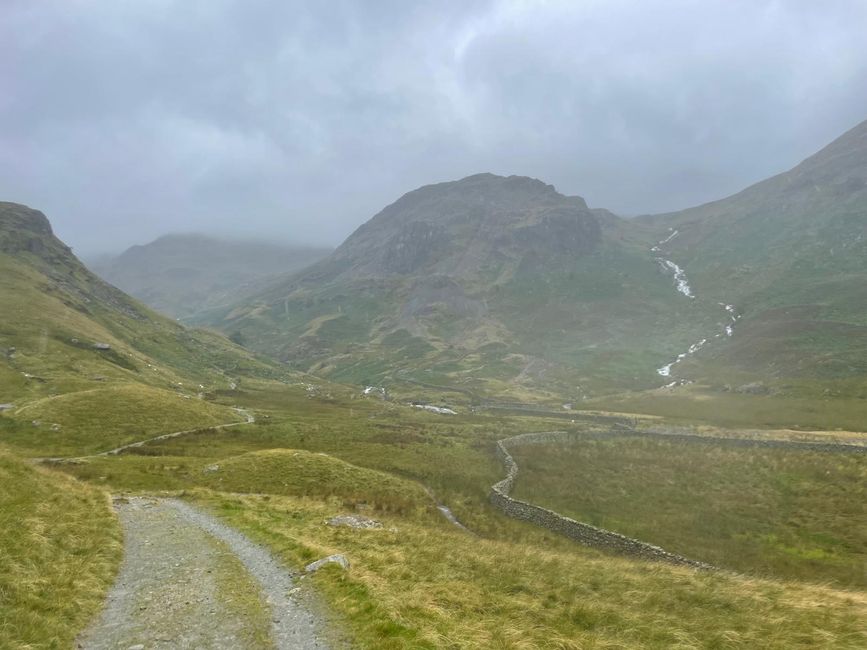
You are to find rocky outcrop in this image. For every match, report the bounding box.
[329,173,603,280]
[381,220,450,274]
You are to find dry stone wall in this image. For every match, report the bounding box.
[490,428,865,568]
[490,431,713,569]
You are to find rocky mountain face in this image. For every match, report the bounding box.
[327,174,602,280]
[202,121,867,400]
[199,174,703,397]
[90,234,330,319]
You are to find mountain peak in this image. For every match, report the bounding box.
[0,202,54,236]
[330,174,598,278]
[0,202,64,261]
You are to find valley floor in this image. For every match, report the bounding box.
[4,381,867,649]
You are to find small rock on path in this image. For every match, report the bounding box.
[78,496,328,650]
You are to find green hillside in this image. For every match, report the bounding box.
[0,202,287,457]
[196,175,719,399]
[198,123,867,406]
[0,448,121,648]
[642,120,867,389]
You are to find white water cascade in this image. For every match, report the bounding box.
[652,229,741,380]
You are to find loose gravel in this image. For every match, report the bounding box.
[78,496,329,650]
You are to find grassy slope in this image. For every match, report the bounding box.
[69,447,432,516]
[198,491,866,649]
[0,204,293,458]
[3,384,242,456]
[511,435,867,587]
[638,121,867,392]
[0,449,121,648]
[53,383,867,648]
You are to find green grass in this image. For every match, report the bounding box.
[0,448,122,649]
[510,434,867,587]
[32,380,867,648]
[191,489,867,649]
[210,535,276,649]
[588,384,867,432]
[2,383,243,456]
[67,447,433,515]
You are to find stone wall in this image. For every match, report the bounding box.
[627,429,867,454]
[490,431,713,569]
[490,428,865,568]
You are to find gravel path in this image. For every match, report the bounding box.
[78,496,329,650]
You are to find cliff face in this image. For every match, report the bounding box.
[0,202,64,260]
[329,173,602,280]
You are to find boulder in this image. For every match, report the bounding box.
[304,554,350,573]
[326,514,382,530]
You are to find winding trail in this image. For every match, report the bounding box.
[39,408,254,464]
[99,407,254,457]
[78,496,329,650]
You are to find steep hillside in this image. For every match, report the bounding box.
[201,122,867,403]
[0,202,287,455]
[200,174,719,398]
[89,233,330,319]
[642,119,867,388]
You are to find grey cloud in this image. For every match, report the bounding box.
[1,0,866,254]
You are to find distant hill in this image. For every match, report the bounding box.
[200,121,867,402]
[197,174,715,398]
[89,234,330,319]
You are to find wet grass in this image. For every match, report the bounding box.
[9,379,867,648]
[2,383,243,457]
[511,434,867,587]
[0,448,122,649]
[193,489,867,649]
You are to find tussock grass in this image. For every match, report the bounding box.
[0,448,121,648]
[201,449,431,514]
[511,435,867,587]
[62,448,433,515]
[4,383,242,456]
[44,382,867,646]
[194,490,867,649]
[590,385,867,431]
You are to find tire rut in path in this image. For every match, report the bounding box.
[78,496,328,650]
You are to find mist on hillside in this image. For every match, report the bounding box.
[2,1,867,255]
[3,4,867,649]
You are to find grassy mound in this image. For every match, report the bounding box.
[0,449,121,648]
[4,383,242,456]
[201,449,430,514]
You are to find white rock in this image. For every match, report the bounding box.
[304,554,350,573]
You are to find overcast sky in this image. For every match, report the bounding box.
[2,1,867,255]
